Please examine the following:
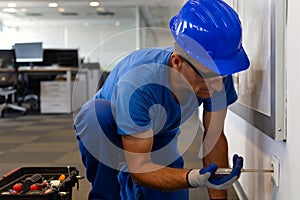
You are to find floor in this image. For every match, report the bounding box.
[0,109,239,200]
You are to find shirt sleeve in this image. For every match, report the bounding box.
[112,81,153,136]
[202,75,238,112]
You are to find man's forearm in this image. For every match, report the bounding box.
[203,131,229,199]
[203,131,229,168]
[130,164,191,191]
[202,108,229,199]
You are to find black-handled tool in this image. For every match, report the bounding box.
[22,174,43,193]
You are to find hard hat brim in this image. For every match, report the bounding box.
[212,47,250,76]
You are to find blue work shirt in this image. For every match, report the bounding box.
[94,46,237,144]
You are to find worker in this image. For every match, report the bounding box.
[74,0,250,199]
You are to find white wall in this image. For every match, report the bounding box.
[225,0,300,199]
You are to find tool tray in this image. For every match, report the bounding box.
[0,167,80,200]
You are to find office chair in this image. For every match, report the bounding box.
[19,72,39,110]
[0,71,27,117]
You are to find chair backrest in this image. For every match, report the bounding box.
[0,71,18,88]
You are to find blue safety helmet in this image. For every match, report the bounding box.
[169,0,250,75]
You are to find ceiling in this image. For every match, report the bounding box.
[0,0,186,27]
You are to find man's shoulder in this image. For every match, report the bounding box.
[132,46,173,56]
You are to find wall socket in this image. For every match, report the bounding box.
[271,155,280,187]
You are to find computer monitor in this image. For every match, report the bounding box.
[0,49,16,69]
[42,49,79,68]
[14,42,43,63]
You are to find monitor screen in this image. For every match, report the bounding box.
[0,49,16,69]
[14,42,43,63]
[42,49,79,67]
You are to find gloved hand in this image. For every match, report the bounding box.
[187,154,243,190]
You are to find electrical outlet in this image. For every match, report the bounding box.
[271,155,280,187]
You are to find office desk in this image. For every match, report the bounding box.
[18,66,77,80]
[0,68,15,72]
[18,67,79,113]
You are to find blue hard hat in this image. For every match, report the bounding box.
[169,0,250,75]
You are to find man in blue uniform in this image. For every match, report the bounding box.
[74,0,250,199]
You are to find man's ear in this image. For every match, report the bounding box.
[170,53,184,72]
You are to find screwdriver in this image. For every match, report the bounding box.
[216,168,274,174]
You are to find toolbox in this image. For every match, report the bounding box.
[0,166,82,200]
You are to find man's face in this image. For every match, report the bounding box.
[179,56,225,99]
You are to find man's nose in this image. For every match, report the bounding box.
[208,77,223,92]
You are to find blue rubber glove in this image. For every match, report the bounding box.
[187,154,243,190]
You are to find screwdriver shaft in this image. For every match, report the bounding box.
[216,168,274,174]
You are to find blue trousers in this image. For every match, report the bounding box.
[75,99,189,200]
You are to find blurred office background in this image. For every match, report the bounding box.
[0,0,184,68]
